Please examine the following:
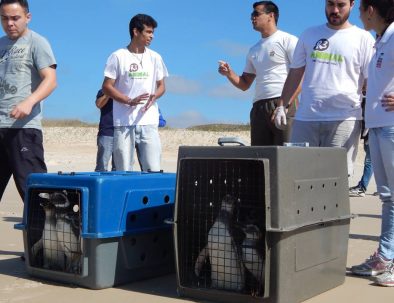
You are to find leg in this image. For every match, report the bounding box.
[113,126,135,171]
[369,127,394,260]
[136,125,161,172]
[290,120,320,146]
[360,140,373,190]
[250,98,288,146]
[95,135,114,172]
[9,129,47,201]
[322,120,361,176]
[250,102,273,146]
[0,131,12,201]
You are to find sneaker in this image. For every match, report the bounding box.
[375,262,394,287]
[349,185,366,197]
[351,252,392,276]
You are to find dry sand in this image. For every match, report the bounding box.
[0,127,393,302]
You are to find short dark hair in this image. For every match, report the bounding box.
[129,14,158,39]
[253,1,279,24]
[0,0,29,12]
[361,0,394,23]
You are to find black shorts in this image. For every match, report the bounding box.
[0,128,47,202]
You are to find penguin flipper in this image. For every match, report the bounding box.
[195,246,208,277]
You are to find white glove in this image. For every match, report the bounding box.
[274,105,287,130]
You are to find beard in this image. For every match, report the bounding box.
[325,9,350,27]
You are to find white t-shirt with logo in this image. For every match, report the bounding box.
[291,24,375,121]
[365,23,394,128]
[104,47,168,126]
[244,30,298,101]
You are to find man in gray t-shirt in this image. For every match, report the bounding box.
[0,0,57,202]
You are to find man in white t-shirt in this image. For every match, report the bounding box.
[102,14,168,172]
[274,0,375,175]
[218,1,298,146]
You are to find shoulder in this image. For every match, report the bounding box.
[276,30,298,40]
[111,48,128,56]
[348,26,375,45]
[146,48,165,64]
[29,30,52,48]
[146,48,163,59]
[248,39,263,53]
[29,31,50,43]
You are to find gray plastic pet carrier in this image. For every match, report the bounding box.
[173,145,351,303]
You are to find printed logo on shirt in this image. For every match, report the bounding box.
[0,45,28,64]
[310,38,343,65]
[128,71,149,79]
[376,52,384,68]
[269,50,275,57]
[0,77,17,95]
[129,63,138,72]
[128,63,149,79]
[313,39,329,51]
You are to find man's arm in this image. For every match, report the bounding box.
[278,66,305,108]
[95,94,110,109]
[218,61,255,91]
[274,66,305,129]
[102,77,148,106]
[142,78,166,112]
[10,66,57,119]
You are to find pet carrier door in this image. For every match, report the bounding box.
[174,157,271,299]
[27,188,83,275]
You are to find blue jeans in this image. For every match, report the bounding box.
[358,141,373,190]
[95,135,115,172]
[369,127,394,260]
[113,125,161,172]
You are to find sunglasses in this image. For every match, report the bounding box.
[251,10,266,18]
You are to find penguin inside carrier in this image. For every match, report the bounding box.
[28,190,82,274]
[194,194,265,296]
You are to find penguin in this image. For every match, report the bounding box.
[195,194,245,291]
[241,224,264,296]
[31,193,64,270]
[49,191,82,273]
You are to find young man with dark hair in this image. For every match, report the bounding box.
[102,14,167,172]
[218,1,298,146]
[0,0,57,201]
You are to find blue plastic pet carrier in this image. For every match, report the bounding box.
[15,171,176,289]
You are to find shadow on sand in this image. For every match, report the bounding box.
[1,216,23,223]
[0,254,180,297]
[349,234,380,242]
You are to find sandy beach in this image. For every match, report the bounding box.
[0,127,393,302]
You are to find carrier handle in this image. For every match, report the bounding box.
[217,137,247,146]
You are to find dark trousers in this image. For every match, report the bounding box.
[250,97,293,146]
[0,128,47,202]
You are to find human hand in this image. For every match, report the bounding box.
[10,100,33,119]
[218,60,231,76]
[127,93,149,106]
[140,94,156,113]
[273,105,287,130]
[381,94,394,112]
